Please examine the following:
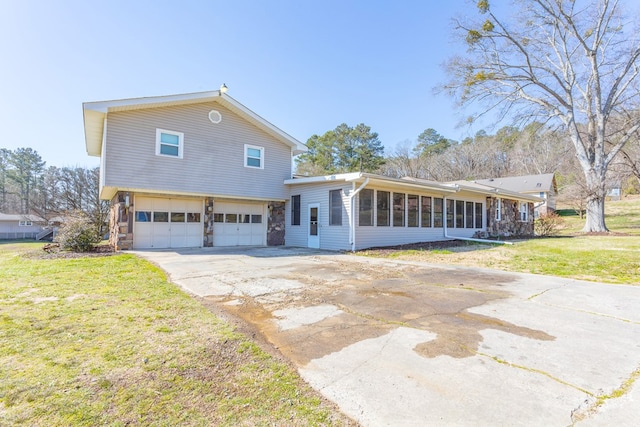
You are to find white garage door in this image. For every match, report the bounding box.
[213,202,266,246]
[134,197,203,249]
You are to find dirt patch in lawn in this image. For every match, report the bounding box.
[21,244,117,260]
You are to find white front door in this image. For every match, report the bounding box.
[307,203,320,249]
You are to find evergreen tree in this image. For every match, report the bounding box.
[296,123,385,174]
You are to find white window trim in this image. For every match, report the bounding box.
[244,144,264,169]
[19,220,33,226]
[156,129,184,159]
[496,198,502,221]
[519,202,529,222]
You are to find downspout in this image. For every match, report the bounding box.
[349,177,370,252]
[443,195,513,246]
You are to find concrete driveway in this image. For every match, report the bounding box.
[135,247,640,426]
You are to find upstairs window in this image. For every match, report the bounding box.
[19,220,33,226]
[156,129,183,158]
[245,144,264,169]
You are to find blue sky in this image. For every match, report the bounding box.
[1,0,483,168]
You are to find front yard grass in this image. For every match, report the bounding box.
[359,197,640,285]
[0,243,352,426]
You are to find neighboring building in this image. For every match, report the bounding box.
[83,89,540,251]
[0,214,46,240]
[475,173,557,216]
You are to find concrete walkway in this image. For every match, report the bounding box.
[135,247,640,426]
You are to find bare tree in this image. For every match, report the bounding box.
[443,0,640,232]
[619,149,640,188]
[511,124,574,175]
[611,126,640,189]
[87,167,110,236]
[380,140,428,179]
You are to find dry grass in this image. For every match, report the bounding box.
[0,243,355,426]
[358,197,640,285]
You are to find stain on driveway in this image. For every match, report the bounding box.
[137,247,640,426]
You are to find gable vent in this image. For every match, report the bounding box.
[208,110,222,124]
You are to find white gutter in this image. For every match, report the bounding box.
[442,195,513,246]
[349,177,370,252]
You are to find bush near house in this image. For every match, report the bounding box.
[534,212,565,237]
[54,211,102,252]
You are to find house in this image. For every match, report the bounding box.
[475,173,557,216]
[284,174,540,251]
[83,89,306,250]
[83,89,540,251]
[0,213,46,240]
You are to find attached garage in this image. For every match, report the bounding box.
[134,197,203,249]
[213,201,266,246]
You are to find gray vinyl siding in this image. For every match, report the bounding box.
[286,183,489,251]
[285,182,351,251]
[103,102,292,200]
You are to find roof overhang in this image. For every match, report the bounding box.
[83,90,307,157]
[285,173,458,194]
[284,173,542,202]
[100,185,287,203]
[449,181,543,203]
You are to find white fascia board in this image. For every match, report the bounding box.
[455,182,542,202]
[284,172,362,185]
[218,93,307,155]
[493,189,543,202]
[83,90,220,113]
[285,172,458,193]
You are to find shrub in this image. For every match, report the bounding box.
[534,211,565,237]
[54,212,102,252]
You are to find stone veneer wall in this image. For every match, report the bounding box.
[486,197,534,237]
[203,197,214,247]
[109,191,134,250]
[267,201,285,246]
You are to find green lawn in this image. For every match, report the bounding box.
[359,197,640,285]
[0,243,352,426]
